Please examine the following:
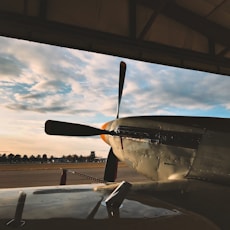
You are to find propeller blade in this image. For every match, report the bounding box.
[116,61,126,119]
[104,61,126,181]
[45,62,127,182]
[45,120,112,136]
[104,148,119,182]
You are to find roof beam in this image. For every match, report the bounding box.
[217,47,230,57]
[205,0,226,18]
[129,0,136,39]
[23,0,28,16]
[39,0,47,20]
[138,0,171,40]
[0,11,229,74]
[164,2,230,48]
[0,6,229,76]
[139,0,230,48]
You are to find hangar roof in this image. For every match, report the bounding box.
[0,0,229,76]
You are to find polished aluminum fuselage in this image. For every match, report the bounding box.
[103,116,230,184]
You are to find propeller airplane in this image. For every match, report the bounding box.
[1,61,230,229]
[45,61,230,185]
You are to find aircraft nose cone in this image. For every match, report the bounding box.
[100,122,111,145]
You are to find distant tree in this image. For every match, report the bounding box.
[36,154,41,162]
[42,154,47,163]
[50,155,54,163]
[29,155,36,162]
[60,155,66,163]
[0,154,7,163]
[8,153,15,163]
[22,155,28,162]
[73,154,79,162]
[14,154,21,163]
[78,155,84,162]
[66,155,70,162]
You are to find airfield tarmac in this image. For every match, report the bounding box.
[0,162,150,188]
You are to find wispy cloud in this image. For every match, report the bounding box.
[0,36,230,156]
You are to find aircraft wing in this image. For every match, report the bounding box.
[0,181,220,230]
[125,179,230,230]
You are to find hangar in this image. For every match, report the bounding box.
[0,0,229,76]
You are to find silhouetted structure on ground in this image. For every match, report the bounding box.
[0,151,102,164]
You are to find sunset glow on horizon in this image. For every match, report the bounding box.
[1,36,230,157]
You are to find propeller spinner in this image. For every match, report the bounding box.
[45,61,126,182]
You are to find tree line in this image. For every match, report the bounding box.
[0,151,98,164]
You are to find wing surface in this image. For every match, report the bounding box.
[0,181,222,229]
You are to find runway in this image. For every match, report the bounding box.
[0,162,150,188]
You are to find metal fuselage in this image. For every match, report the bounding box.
[102,116,230,184]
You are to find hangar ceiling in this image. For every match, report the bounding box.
[0,0,229,76]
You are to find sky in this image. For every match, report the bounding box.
[1,36,230,158]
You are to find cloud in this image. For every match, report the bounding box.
[0,37,120,118]
[120,62,230,116]
[5,103,68,113]
[17,93,45,100]
[1,36,230,118]
[0,53,27,81]
[1,36,230,157]
[31,80,71,93]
